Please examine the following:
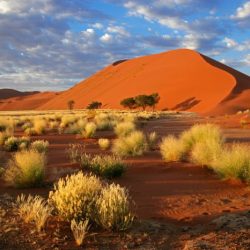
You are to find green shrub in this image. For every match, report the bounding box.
[48,172,102,221]
[212,144,250,182]
[4,150,46,188]
[31,140,49,153]
[114,121,135,137]
[160,135,187,162]
[112,130,148,157]
[95,184,134,231]
[89,155,126,179]
[98,138,110,150]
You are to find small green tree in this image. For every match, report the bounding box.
[120,97,137,110]
[87,101,102,109]
[67,100,75,110]
[134,95,149,111]
[147,93,160,111]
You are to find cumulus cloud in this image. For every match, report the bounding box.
[231,1,250,27]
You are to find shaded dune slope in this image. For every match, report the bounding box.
[0,92,58,111]
[0,89,39,100]
[40,49,247,114]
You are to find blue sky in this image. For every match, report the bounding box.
[0,0,249,91]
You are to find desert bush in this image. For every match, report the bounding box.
[33,119,47,135]
[0,118,14,132]
[147,131,158,150]
[190,138,223,167]
[212,144,250,182]
[180,123,224,152]
[112,130,148,157]
[4,136,20,151]
[98,138,110,150]
[24,127,37,136]
[82,122,97,138]
[71,219,90,246]
[4,150,46,188]
[89,155,126,179]
[65,119,87,134]
[160,135,187,162]
[22,122,33,131]
[68,144,85,163]
[95,184,134,231]
[49,172,102,221]
[16,194,52,232]
[61,115,77,127]
[0,167,4,176]
[94,113,112,130]
[114,121,135,137]
[0,132,10,146]
[31,140,49,153]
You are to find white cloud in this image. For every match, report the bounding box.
[232,1,250,19]
[223,37,238,48]
[106,25,130,36]
[100,33,113,42]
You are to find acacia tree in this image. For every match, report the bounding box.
[147,93,160,111]
[67,100,75,110]
[120,97,137,110]
[87,101,102,109]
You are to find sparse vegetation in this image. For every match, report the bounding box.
[71,219,90,246]
[98,138,110,150]
[147,131,158,150]
[82,122,97,138]
[112,130,148,157]
[114,121,135,137]
[212,144,250,182]
[49,172,102,221]
[4,150,46,188]
[160,135,187,162]
[88,155,126,179]
[16,194,52,232]
[31,140,49,153]
[95,183,134,231]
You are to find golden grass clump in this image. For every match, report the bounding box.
[94,113,112,130]
[16,194,52,232]
[33,119,47,135]
[147,131,158,150]
[160,135,187,162]
[98,138,110,150]
[82,122,97,138]
[31,140,49,153]
[71,219,90,246]
[190,138,223,167]
[180,123,224,152]
[114,121,135,137]
[89,155,126,179]
[49,172,102,221]
[95,183,134,231]
[4,150,46,188]
[112,130,148,157]
[212,144,250,182]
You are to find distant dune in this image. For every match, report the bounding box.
[0,89,39,100]
[0,92,58,111]
[0,49,249,114]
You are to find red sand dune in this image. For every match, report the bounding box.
[0,91,58,111]
[40,49,250,114]
[0,49,249,114]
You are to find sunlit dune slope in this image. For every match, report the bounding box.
[40,49,249,114]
